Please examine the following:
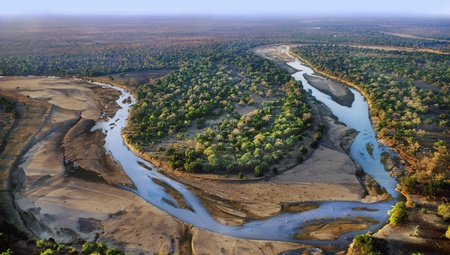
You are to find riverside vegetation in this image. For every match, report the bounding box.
[291,44,449,201]
[0,17,449,254]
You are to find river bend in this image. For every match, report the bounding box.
[91,47,400,245]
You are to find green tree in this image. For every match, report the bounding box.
[254,166,263,177]
[82,242,98,254]
[1,249,13,255]
[40,249,55,255]
[351,234,383,255]
[446,225,450,239]
[438,203,450,220]
[388,201,408,226]
[399,174,418,193]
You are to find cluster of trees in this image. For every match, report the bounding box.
[125,42,313,175]
[388,201,408,226]
[350,233,387,255]
[0,234,123,255]
[291,45,449,176]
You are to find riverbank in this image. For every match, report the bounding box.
[0,76,319,254]
[286,46,417,173]
[278,44,450,254]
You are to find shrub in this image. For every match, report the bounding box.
[399,174,418,193]
[388,201,408,226]
[40,249,55,255]
[36,239,57,252]
[254,166,263,177]
[1,249,13,255]
[81,242,98,254]
[351,234,384,255]
[438,203,450,221]
[446,225,450,239]
[299,146,308,154]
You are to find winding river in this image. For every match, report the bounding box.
[91,46,400,245]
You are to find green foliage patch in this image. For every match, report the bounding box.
[126,43,313,175]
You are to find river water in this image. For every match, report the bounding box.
[91,48,400,245]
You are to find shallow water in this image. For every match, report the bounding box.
[90,50,400,244]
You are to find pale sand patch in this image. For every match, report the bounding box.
[15,176,188,254]
[191,227,313,255]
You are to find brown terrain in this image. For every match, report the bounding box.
[0,45,394,254]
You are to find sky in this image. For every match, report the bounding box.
[1,0,449,18]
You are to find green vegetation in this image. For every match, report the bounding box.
[0,229,124,255]
[399,173,447,197]
[446,226,450,239]
[351,234,387,255]
[125,43,313,175]
[437,203,450,221]
[388,201,408,226]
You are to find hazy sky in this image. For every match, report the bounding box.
[2,0,450,17]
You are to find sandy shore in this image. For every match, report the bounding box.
[0,45,375,253]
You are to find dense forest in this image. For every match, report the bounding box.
[291,45,449,196]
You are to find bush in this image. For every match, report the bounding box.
[1,249,13,255]
[36,239,57,252]
[438,204,450,221]
[388,201,408,226]
[40,249,55,255]
[351,234,384,255]
[446,225,450,239]
[82,242,98,254]
[254,166,263,177]
[399,174,418,193]
[299,146,308,154]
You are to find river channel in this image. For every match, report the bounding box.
[91,47,400,245]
